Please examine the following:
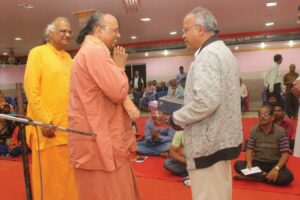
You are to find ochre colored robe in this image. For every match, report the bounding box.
[68,35,140,200]
[24,43,77,200]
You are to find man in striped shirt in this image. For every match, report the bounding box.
[234,105,294,186]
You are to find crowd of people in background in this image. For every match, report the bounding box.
[130,66,187,111]
[0,91,23,157]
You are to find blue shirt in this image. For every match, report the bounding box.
[144,118,175,146]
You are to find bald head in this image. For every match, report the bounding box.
[97,14,120,50]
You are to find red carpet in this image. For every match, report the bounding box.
[132,156,182,181]
[0,117,299,199]
[242,117,259,141]
[131,153,300,195]
[0,160,26,200]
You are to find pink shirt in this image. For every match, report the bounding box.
[68,36,137,171]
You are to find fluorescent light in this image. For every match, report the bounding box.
[140,17,151,22]
[145,52,149,56]
[15,37,22,41]
[18,3,34,9]
[265,22,274,27]
[234,46,239,50]
[260,43,266,48]
[131,36,137,40]
[266,2,277,7]
[163,50,169,56]
[169,31,177,35]
[2,52,8,56]
[288,41,294,47]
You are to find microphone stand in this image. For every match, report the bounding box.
[4,83,96,200]
[0,114,96,200]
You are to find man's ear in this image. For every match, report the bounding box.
[197,25,205,36]
[94,26,102,38]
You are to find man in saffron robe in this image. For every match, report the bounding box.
[68,12,140,200]
[24,18,77,200]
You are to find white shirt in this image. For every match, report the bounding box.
[133,76,143,89]
[240,83,248,98]
[264,62,282,92]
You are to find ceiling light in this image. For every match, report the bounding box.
[265,22,274,27]
[2,52,8,56]
[163,50,169,56]
[266,2,277,7]
[260,43,266,48]
[131,36,137,40]
[288,41,294,47]
[18,3,34,9]
[169,31,177,35]
[234,46,239,50]
[140,17,151,22]
[15,37,22,41]
[145,52,149,56]
[123,0,140,13]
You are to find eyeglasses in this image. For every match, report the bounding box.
[258,112,271,117]
[57,29,73,36]
[182,25,199,33]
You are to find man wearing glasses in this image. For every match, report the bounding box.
[234,106,294,186]
[169,6,242,200]
[24,17,77,200]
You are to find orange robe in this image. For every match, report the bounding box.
[68,35,140,200]
[24,43,77,200]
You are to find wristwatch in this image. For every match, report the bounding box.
[274,166,280,170]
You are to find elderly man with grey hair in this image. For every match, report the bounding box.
[24,17,78,200]
[169,6,243,200]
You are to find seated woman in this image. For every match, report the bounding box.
[137,111,175,157]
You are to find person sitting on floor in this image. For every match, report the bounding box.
[0,118,15,157]
[157,81,168,93]
[137,110,175,157]
[6,125,22,157]
[234,105,294,186]
[139,81,156,110]
[267,93,278,108]
[273,103,295,150]
[164,130,188,177]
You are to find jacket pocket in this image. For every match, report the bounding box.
[190,124,211,157]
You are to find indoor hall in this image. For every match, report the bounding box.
[0,0,300,200]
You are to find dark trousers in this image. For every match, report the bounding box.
[164,157,188,177]
[133,90,142,106]
[286,93,299,118]
[234,160,294,186]
[241,97,246,113]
